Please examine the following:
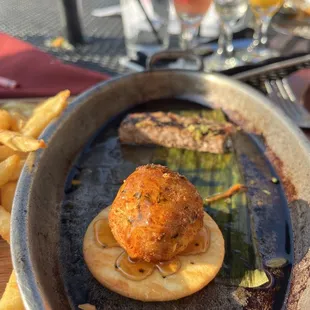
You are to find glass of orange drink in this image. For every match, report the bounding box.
[240,0,285,62]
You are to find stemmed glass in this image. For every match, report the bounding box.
[204,0,248,72]
[173,0,213,50]
[240,0,284,62]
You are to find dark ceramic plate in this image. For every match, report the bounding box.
[11,72,310,310]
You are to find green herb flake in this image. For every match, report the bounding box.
[271,177,279,184]
[263,189,271,196]
[225,198,232,204]
[186,124,196,132]
[187,124,211,141]
[200,124,210,134]
[194,130,202,142]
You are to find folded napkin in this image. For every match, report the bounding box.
[0,33,109,99]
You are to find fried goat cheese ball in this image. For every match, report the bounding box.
[108,164,204,263]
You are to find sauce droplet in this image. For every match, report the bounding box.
[115,252,155,281]
[94,219,119,248]
[156,258,181,277]
[181,226,210,255]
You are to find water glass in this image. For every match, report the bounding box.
[120,0,170,60]
[204,0,248,72]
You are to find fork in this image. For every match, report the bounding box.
[264,79,310,129]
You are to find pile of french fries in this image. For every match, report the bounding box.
[0,90,70,310]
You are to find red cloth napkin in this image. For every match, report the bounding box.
[0,33,109,98]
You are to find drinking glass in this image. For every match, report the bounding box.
[240,0,284,62]
[120,0,170,60]
[204,0,248,72]
[174,0,213,50]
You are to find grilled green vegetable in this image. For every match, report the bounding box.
[151,109,268,288]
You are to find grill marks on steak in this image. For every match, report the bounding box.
[119,112,234,154]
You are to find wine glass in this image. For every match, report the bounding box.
[174,0,213,50]
[240,0,284,63]
[204,0,248,72]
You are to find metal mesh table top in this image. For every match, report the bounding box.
[0,0,127,76]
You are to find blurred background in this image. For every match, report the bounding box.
[0,0,309,76]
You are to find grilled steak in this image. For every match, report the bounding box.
[119,112,234,154]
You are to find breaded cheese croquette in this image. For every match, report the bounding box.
[108,164,204,263]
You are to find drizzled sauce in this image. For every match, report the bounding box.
[115,252,154,281]
[156,259,181,277]
[94,219,118,247]
[115,252,182,280]
[182,226,210,255]
[95,218,210,281]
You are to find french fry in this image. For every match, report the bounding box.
[0,146,26,162]
[0,271,24,310]
[1,182,17,213]
[22,90,70,138]
[0,110,12,131]
[0,206,10,243]
[0,155,20,188]
[0,146,22,162]
[0,130,46,152]
[9,160,25,182]
[9,112,27,132]
[0,91,71,310]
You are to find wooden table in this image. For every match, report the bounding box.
[0,239,12,294]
